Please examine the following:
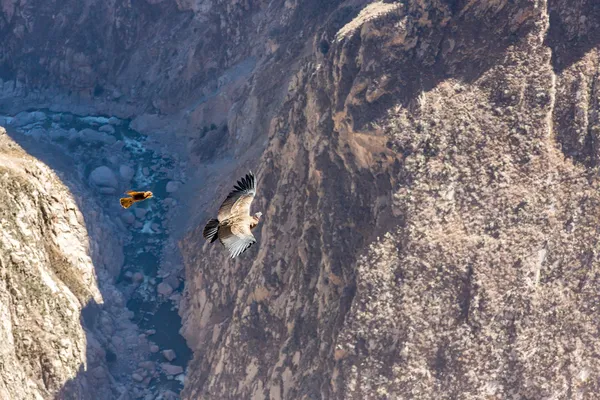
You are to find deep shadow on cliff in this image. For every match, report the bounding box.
[53,299,104,400]
[0,127,127,399]
[545,0,600,168]
[545,0,600,73]
[2,127,132,399]
[1,124,187,399]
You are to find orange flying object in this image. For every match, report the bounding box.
[120,190,153,209]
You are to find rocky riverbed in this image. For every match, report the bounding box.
[1,110,192,399]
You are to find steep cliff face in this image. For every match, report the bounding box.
[0,127,112,399]
[180,0,600,399]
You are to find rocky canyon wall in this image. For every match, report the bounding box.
[0,127,128,399]
[2,0,600,399]
[180,0,600,399]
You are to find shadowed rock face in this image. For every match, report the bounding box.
[0,0,341,147]
[0,127,117,399]
[3,0,600,399]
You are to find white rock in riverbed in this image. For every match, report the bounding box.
[28,127,46,140]
[160,363,183,376]
[49,128,68,140]
[89,166,118,190]
[132,373,144,382]
[10,111,46,127]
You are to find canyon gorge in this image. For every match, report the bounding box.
[2,0,600,399]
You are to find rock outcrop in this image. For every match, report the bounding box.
[0,127,111,399]
[89,166,119,193]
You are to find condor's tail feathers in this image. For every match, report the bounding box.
[203,218,220,243]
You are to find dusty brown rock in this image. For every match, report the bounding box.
[162,349,177,362]
[157,282,174,297]
[161,363,184,376]
[138,361,156,371]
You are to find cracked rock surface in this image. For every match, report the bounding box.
[180,0,600,399]
[0,127,118,399]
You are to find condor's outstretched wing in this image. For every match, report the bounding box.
[217,223,256,259]
[217,172,256,221]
